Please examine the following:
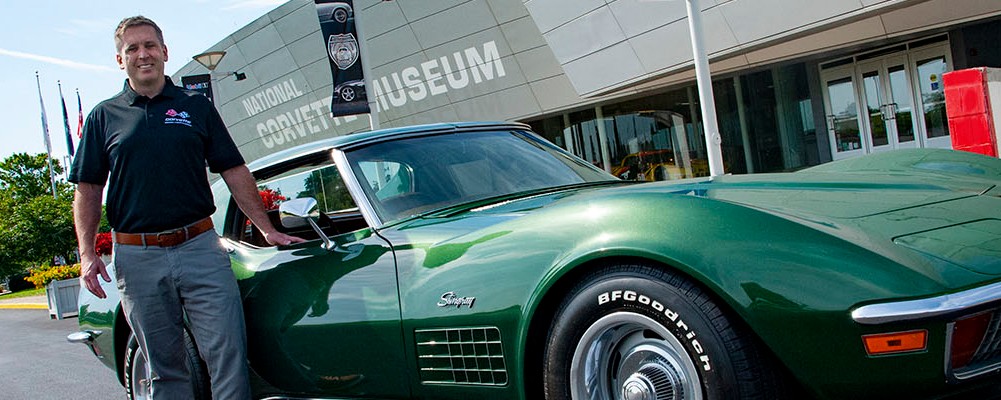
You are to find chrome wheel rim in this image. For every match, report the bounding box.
[341,87,356,101]
[570,312,703,400]
[131,346,151,400]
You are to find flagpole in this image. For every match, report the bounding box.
[684,0,725,177]
[58,80,75,159]
[354,1,379,131]
[35,72,58,198]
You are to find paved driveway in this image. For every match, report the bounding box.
[0,308,123,399]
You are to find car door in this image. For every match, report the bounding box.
[222,158,408,398]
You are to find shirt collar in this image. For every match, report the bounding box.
[121,76,180,105]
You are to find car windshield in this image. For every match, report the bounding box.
[346,129,615,223]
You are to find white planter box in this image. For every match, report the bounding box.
[46,278,80,320]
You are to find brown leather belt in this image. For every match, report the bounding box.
[113,217,214,247]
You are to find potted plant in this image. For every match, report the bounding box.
[27,264,81,320]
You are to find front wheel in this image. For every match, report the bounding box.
[123,329,210,400]
[543,264,788,400]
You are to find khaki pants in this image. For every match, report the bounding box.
[114,230,250,400]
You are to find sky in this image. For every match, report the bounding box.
[0,0,289,168]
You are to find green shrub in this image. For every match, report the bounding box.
[25,264,81,289]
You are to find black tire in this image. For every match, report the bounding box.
[654,166,669,181]
[340,87,356,102]
[123,329,211,400]
[543,264,786,400]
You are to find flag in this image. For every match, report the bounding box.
[181,74,213,101]
[76,89,83,139]
[316,0,370,118]
[58,81,74,157]
[35,72,57,197]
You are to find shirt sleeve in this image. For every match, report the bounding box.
[68,109,110,184]
[201,97,246,173]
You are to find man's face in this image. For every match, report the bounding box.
[116,25,168,89]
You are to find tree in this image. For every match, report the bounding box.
[0,153,77,278]
[297,168,356,212]
[0,152,71,200]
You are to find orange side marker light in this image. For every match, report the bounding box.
[862,330,927,356]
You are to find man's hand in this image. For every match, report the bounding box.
[263,230,307,246]
[79,255,111,299]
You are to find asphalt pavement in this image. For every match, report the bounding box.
[0,306,124,399]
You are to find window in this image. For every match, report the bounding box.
[231,154,367,247]
[347,130,613,223]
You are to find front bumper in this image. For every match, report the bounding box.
[852,281,1001,381]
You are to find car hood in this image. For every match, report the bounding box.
[444,149,1001,277]
[700,148,999,219]
[640,149,1001,275]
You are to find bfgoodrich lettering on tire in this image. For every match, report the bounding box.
[543,264,788,400]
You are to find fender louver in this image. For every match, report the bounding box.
[415,327,508,385]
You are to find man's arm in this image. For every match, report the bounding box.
[74,182,110,298]
[220,165,305,246]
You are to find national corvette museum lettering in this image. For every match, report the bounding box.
[371,41,506,112]
[241,78,357,149]
[243,40,506,150]
[241,79,306,117]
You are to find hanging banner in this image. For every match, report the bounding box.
[316,0,370,117]
[182,74,214,102]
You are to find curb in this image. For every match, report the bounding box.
[0,303,48,310]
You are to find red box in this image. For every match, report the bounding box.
[943,68,999,157]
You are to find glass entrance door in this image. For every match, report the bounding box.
[911,44,953,149]
[820,41,952,159]
[821,65,865,160]
[856,54,918,153]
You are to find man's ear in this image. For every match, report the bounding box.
[163,44,168,63]
[116,53,125,70]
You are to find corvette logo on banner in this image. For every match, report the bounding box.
[315,0,370,117]
[328,33,359,70]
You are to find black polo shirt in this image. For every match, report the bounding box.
[69,77,245,233]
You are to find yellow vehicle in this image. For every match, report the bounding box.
[611,149,685,181]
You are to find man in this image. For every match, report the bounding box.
[70,16,304,399]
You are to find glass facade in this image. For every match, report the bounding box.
[527,63,819,179]
[915,56,949,139]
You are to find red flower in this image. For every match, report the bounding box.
[94,232,113,256]
[259,188,287,211]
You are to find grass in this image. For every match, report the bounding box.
[0,287,45,299]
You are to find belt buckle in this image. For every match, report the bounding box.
[155,229,184,247]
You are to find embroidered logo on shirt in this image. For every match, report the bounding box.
[164,109,192,126]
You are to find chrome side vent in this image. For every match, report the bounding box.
[416,327,507,385]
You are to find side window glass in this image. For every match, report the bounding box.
[357,161,430,221]
[255,164,358,214]
[237,163,366,246]
[358,161,412,200]
[293,165,358,214]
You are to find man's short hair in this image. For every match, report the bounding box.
[114,16,164,52]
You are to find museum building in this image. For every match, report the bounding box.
[171,0,1001,179]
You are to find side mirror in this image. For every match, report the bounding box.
[278,197,332,250]
[279,197,319,228]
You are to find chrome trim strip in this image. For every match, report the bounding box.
[331,148,384,228]
[852,281,1001,325]
[953,360,1001,380]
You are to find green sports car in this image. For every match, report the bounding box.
[71,122,1001,399]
